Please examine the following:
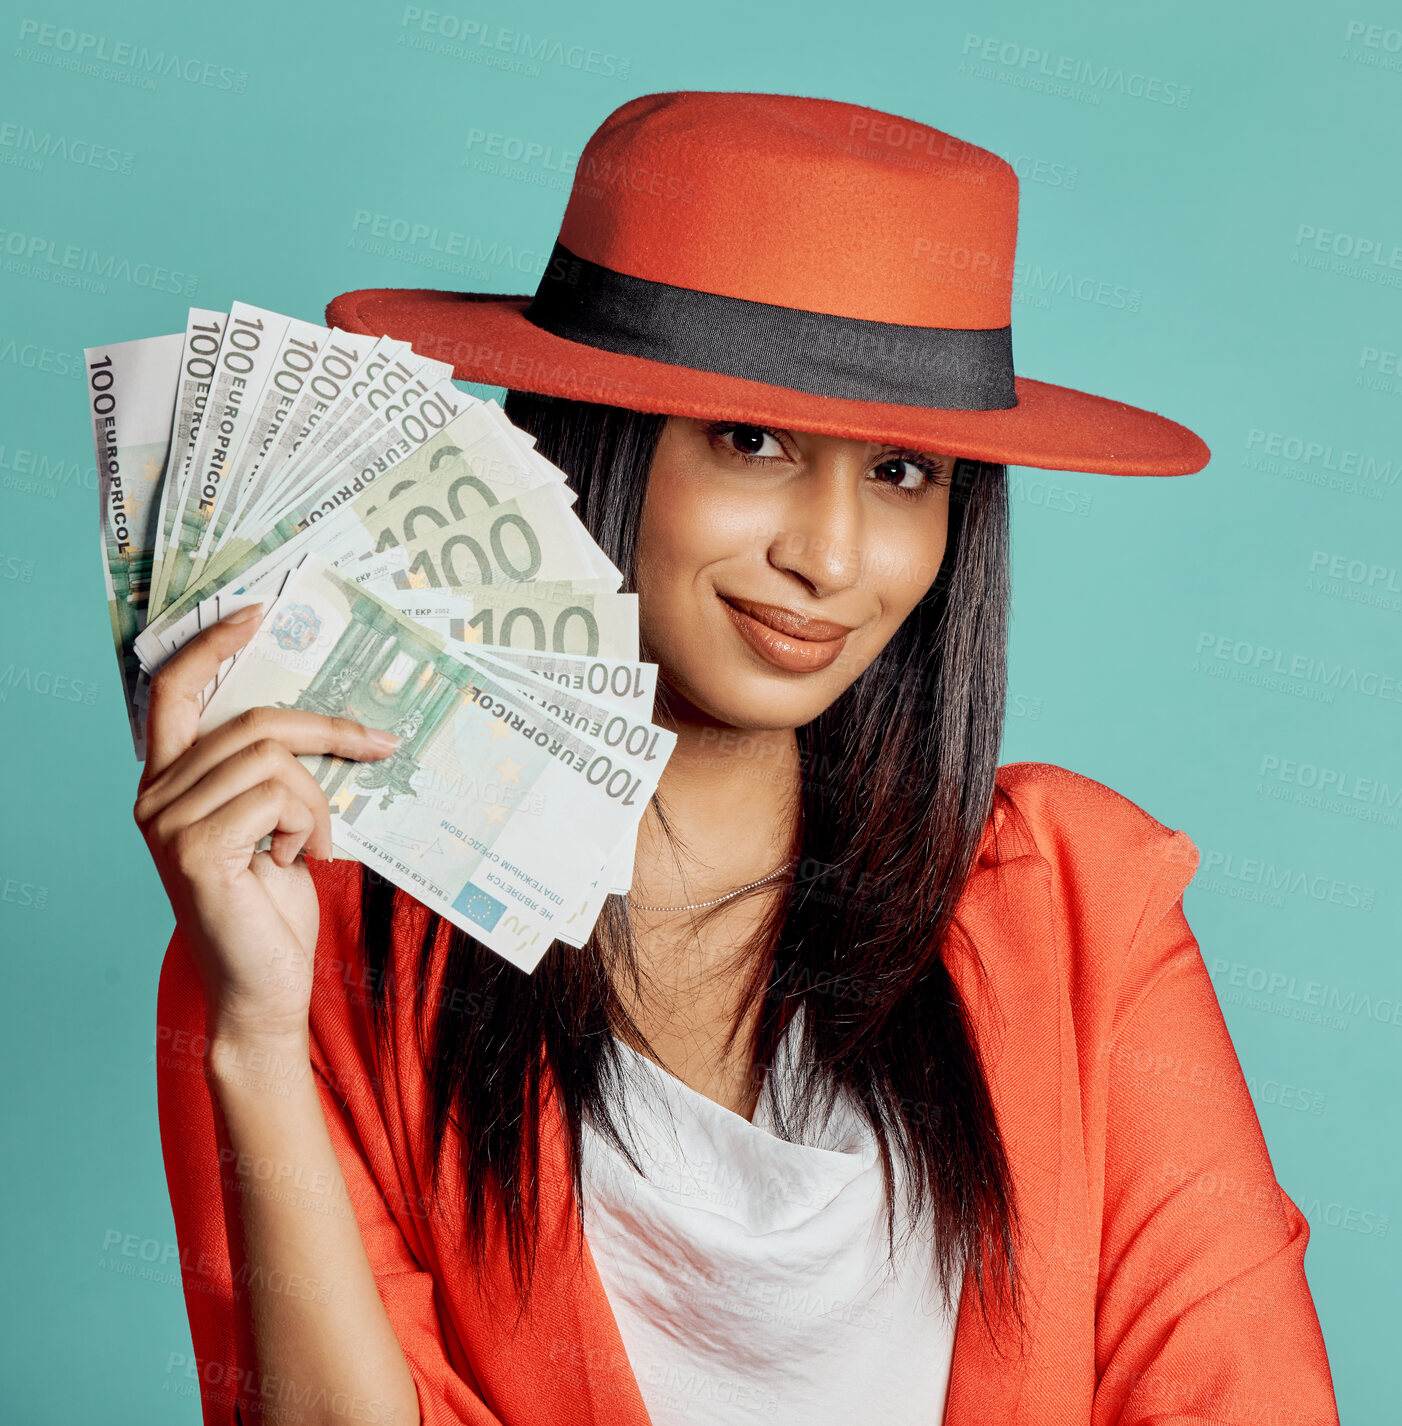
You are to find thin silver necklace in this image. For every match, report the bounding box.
[626,858,797,912]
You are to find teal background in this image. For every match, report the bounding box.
[2,0,1396,1418]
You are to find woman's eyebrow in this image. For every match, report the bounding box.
[878,443,948,461]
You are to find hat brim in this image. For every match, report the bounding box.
[326,288,1210,477]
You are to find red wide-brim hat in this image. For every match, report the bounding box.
[327,91,1209,477]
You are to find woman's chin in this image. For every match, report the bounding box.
[656,659,848,736]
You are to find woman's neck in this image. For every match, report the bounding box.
[631,716,801,909]
[617,716,800,1121]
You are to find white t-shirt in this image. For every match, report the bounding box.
[578,1006,963,1425]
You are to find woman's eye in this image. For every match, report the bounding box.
[716,424,785,459]
[872,456,936,491]
[707,423,943,489]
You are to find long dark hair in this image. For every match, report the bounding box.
[357,390,1026,1352]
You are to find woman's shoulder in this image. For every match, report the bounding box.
[994,759,1182,832]
[992,759,1198,862]
[988,760,1201,929]
[981,763,1207,1046]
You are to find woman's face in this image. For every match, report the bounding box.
[634,417,955,731]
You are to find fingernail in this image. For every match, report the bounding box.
[225,603,263,625]
[364,728,401,751]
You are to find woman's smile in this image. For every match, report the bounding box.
[717,594,855,673]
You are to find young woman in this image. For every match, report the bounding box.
[147,94,1341,1424]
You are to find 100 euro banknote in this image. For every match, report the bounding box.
[86,331,184,758]
[197,555,674,971]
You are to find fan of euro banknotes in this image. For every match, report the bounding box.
[84,301,676,973]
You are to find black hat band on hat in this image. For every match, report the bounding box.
[524,241,1019,412]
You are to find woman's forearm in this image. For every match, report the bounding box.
[207,1032,421,1426]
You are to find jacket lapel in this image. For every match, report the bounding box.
[428,1074,654,1424]
[941,840,1068,1424]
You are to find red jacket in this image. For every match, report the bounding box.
[156,761,1341,1424]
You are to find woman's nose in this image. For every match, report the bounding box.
[765,464,866,597]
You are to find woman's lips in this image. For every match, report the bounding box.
[719,596,853,673]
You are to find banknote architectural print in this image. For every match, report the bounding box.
[289,586,464,812]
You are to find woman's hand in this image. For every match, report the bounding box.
[134,604,399,1044]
